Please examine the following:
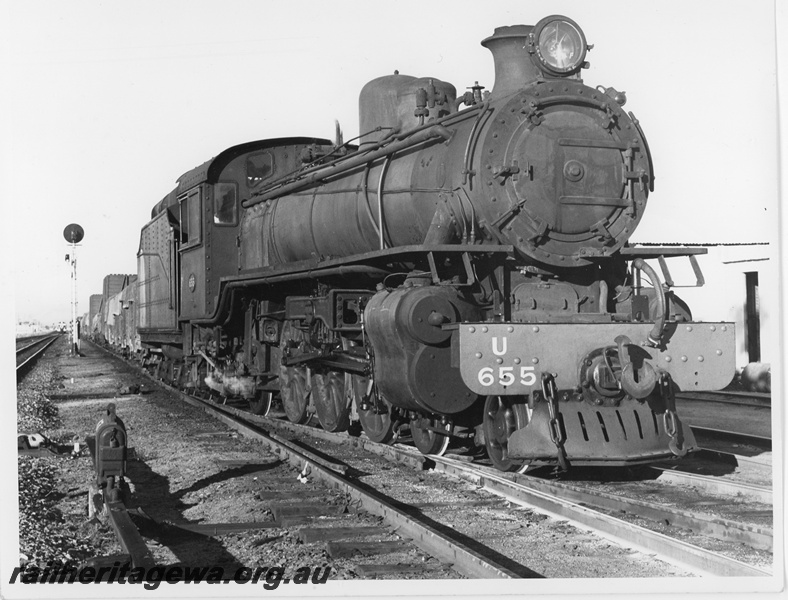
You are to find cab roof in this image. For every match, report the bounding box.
[175,137,332,194]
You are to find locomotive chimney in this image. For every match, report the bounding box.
[481,25,540,98]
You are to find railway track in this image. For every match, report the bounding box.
[673,389,773,488]
[141,349,772,577]
[179,394,526,579]
[691,426,772,453]
[16,334,60,379]
[45,342,527,579]
[683,414,773,487]
[676,390,771,408]
[183,396,772,577]
[41,341,774,579]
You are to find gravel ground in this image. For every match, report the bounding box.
[17,344,113,575]
[282,435,693,578]
[521,467,774,568]
[18,339,457,581]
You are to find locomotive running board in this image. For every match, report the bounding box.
[194,244,514,326]
[506,401,697,467]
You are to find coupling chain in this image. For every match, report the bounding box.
[541,373,568,471]
[658,372,687,457]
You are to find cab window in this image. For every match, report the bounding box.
[246,151,274,188]
[179,188,201,248]
[214,182,238,225]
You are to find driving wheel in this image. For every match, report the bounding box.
[314,371,350,432]
[279,321,311,424]
[248,390,273,416]
[483,395,530,472]
[353,374,394,443]
[411,416,450,456]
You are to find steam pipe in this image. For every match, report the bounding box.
[377,154,393,250]
[244,124,455,208]
[632,258,665,346]
[598,279,608,314]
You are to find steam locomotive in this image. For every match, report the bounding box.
[98,15,735,471]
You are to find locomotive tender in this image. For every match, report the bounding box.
[114,15,736,470]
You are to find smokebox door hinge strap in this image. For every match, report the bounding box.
[491,196,528,229]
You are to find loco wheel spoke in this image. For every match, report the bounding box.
[248,391,273,416]
[483,395,528,472]
[353,374,394,444]
[281,367,309,424]
[279,321,312,425]
[411,418,451,456]
[314,371,350,432]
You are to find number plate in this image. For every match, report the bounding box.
[459,325,541,394]
[476,364,539,389]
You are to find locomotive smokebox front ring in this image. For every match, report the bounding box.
[477,81,652,267]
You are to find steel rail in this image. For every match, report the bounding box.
[159,394,772,576]
[464,461,773,551]
[691,426,772,452]
[650,465,772,504]
[102,344,771,578]
[160,394,774,571]
[692,448,772,478]
[676,391,770,408]
[167,390,529,579]
[404,452,773,551]
[427,455,771,577]
[16,335,59,379]
[193,397,428,470]
[16,334,59,357]
[17,337,51,355]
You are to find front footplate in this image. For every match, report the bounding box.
[507,396,697,467]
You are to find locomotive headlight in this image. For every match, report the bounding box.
[532,15,587,76]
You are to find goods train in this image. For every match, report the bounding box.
[88,15,735,471]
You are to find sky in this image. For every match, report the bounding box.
[2,0,782,326]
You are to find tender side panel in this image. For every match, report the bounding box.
[137,211,178,332]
